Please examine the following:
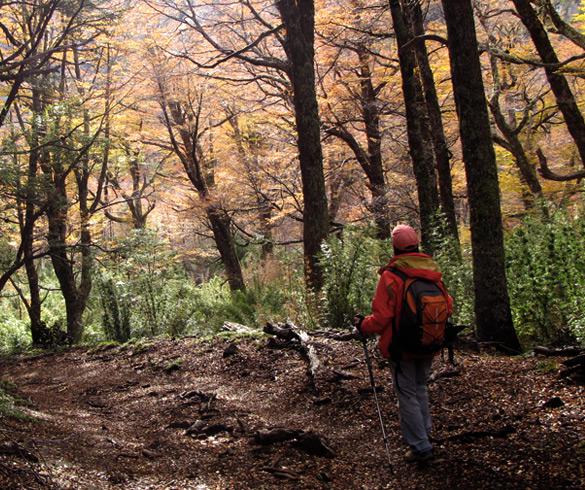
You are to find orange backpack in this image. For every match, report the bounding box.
[389,268,450,357]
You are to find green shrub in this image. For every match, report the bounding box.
[0,314,30,354]
[320,228,390,329]
[0,380,30,420]
[433,236,475,327]
[98,276,131,343]
[505,205,585,346]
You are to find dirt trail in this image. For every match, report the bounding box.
[0,337,584,489]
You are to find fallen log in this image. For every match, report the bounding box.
[560,363,585,383]
[254,428,302,445]
[534,346,583,357]
[292,431,336,458]
[221,322,255,334]
[264,322,321,391]
[253,428,335,458]
[263,322,299,342]
[562,353,585,367]
[429,366,462,383]
[549,352,585,384]
[0,442,38,463]
[444,424,515,443]
[180,389,216,402]
[330,368,358,382]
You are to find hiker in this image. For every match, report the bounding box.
[354,224,453,463]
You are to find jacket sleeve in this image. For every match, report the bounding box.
[360,272,398,336]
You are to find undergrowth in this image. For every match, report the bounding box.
[506,205,585,346]
[1,205,583,353]
[0,380,31,421]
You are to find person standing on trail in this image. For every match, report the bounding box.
[354,224,453,463]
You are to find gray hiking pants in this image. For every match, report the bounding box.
[391,357,433,453]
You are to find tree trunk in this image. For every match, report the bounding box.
[513,0,585,168]
[41,60,84,342]
[206,205,246,291]
[442,0,521,352]
[259,201,274,258]
[128,153,147,229]
[357,50,391,239]
[45,177,85,343]
[390,0,440,251]
[541,0,585,51]
[277,0,329,290]
[24,87,48,345]
[40,49,93,344]
[410,2,459,245]
[23,245,44,344]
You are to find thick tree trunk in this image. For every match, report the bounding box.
[278,0,329,290]
[513,0,585,168]
[39,50,92,344]
[442,0,521,352]
[45,185,85,343]
[390,0,440,251]
[206,205,245,291]
[410,2,459,245]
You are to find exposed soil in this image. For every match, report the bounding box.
[0,337,584,489]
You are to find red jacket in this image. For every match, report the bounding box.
[361,253,453,359]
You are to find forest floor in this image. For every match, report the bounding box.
[0,335,584,489]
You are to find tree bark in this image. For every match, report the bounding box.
[513,0,585,169]
[540,0,585,51]
[23,87,47,344]
[441,0,521,352]
[44,168,86,343]
[410,2,459,245]
[277,0,329,290]
[357,50,391,239]
[206,205,245,291]
[390,0,440,251]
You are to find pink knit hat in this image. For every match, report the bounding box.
[391,224,419,250]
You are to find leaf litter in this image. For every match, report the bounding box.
[0,337,583,489]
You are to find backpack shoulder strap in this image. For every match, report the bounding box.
[387,267,407,282]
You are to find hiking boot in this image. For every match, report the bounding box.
[404,449,434,463]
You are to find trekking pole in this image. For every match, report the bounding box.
[359,335,394,474]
